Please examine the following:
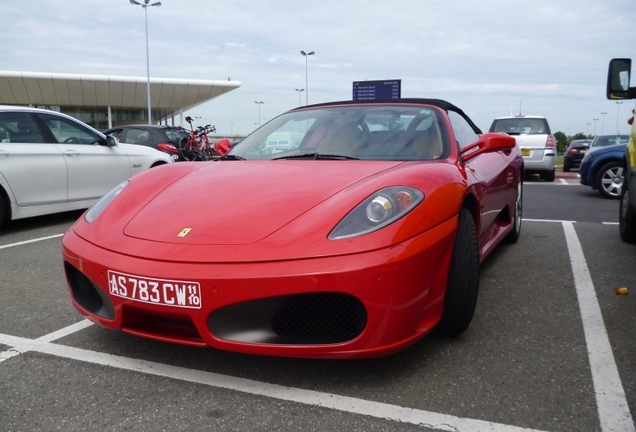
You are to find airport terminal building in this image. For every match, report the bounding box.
[0,71,241,131]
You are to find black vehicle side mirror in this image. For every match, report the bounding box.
[607,58,635,100]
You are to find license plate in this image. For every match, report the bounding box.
[521,149,531,156]
[580,149,586,154]
[107,270,202,309]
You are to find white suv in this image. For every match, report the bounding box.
[489,116,556,181]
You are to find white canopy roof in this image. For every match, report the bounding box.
[0,71,241,114]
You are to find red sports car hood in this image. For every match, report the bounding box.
[123,161,401,245]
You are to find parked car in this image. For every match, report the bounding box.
[588,134,629,149]
[489,115,556,181]
[563,139,592,172]
[579,143,627,199]
[606,58,636,242]
[104,124,189,161]
[63,98,523,359]
[0,106,173,228]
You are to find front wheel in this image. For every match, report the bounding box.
[595,160,623,199]
[619,187,636,243]
[437,207,479,336]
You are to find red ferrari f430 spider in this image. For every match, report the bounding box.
[63,99,523,359]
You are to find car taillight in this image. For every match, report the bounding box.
[157,143,179,154]
[546,135,556,148]
[567,148,577,154]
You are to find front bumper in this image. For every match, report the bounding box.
[62,217,457,359]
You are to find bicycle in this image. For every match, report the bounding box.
[178,116,217,161]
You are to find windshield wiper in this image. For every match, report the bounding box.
[216,154,246,161]
[273,153,359,160]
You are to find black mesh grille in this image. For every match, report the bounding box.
[271,293,366,342]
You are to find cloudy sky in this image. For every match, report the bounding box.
[2,1,636,136]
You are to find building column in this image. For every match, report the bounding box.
[107,106,112,129]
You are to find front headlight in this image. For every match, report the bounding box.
[329,186,424,240]
[581,151,592,164]
[84,181,129,223]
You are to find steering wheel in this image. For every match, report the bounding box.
[63,137,80,144]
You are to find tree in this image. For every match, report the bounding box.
[554,131,567,153]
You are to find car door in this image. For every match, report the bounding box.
[0,111,67,206]
[36,112,131,202]
[448,111,508,243]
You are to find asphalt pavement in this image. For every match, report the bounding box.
[0,176,634,432]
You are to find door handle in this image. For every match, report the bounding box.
[65,150,80,156]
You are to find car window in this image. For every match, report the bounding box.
[0,112,46,143]
[38,113,101,145]
[447,110,479,149]
[590,135,629,147]
[124,128,152,144]
[490,118,548,135]
[163,128,183,142]
[106,129,124,141]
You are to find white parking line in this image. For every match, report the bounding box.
[0,233,64,250]
[0,331,546,432]
[562,222,635,432]
[523,218,577,223]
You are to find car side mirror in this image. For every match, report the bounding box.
[215,138,232,155]
[105,135,117,147]
[460,133,516,162]
[607,58,635,100]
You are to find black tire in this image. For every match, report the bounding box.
[504,176,523,244]
[563,165,571,173]
[0,193,6,229]
[619,186,636,243]
[595,160,623,199]
[541,168,556,182]
[437,207,479,336]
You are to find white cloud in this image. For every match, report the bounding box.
[1,0,635,135]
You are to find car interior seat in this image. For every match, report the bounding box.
[318,123,368,156]
[401,115,443,159]
[409,128,443,159]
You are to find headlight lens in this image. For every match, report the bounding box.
[581,151,592,164]
[329,186,424,240]
[84,181,129,223]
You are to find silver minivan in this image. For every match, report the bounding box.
[489,116,556,181]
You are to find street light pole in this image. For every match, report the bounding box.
[593,118,598,135]
[295,88,304,107]
[586,123,591,136]
[300,50,315,105]
[195,116,201,127]
[255,101,264,126]
[616,101,624,134]
[130,0,161,125]
[601,112,607,134]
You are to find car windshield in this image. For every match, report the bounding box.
[589,135,629,148]
[228,105,449,161]
[490,118,547,135]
